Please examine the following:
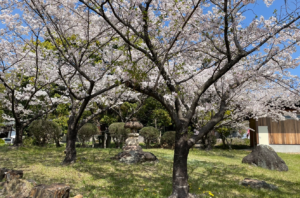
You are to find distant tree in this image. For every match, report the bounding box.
[139,126,159,148]
[216,126,234,149]
[108,122,130,148]
[78,123,99,147]
[100,115,119,127]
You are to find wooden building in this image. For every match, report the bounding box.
[249,117,300,152]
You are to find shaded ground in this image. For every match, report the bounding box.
[0,145,299,197]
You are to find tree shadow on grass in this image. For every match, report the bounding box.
[0,146,299,197]
[188,159,300,198]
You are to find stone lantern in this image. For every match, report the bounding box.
[111,117,159,164]
[123,118,143,152]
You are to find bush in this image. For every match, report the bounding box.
[108,122,130,148]
[0,138,4,144]
[23,137,36,146]
[78,123,99,146]
[161,131,176,149]
[28,119,62,147]
[139,126,159,148]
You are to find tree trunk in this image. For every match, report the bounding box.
[158,130,161,144]
[169,126,191,198]
[206,132,213,151]
[221,136,226,149]
[63,116,78,164]
[55,139,61,147]
[13,123,23,146]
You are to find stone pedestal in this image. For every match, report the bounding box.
[123,133,142,152]
[125,133,139,146]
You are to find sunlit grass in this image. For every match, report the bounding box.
[0,145,299,197]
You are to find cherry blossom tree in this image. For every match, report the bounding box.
[17,0,143,164]
[78,0,300,197]
[4,0,300,197]
[0,8,61,146]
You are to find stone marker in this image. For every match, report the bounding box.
[240,178,278,190]
[242,145,288,171]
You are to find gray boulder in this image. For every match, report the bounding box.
[242,145,288,171]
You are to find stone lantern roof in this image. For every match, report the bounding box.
[124,118,143,131]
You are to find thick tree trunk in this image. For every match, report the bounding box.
[63,116,78,164]
[13,123,23,146]
[169,126,192,198]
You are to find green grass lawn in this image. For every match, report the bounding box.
[0,145,299,198]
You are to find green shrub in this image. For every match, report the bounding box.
[161,131,176,149]
[244,138,250,145]
[108,122,130,148]
[23,137,36,146]
[78,123,99,146]
[139,126,159,148]
[0,138,5,144]
[28,119,62,147]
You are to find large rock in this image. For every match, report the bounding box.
[2,179,70,198]
[2,179,36,198]
[242,145,288,171]
[240,178,278,190]
[30,183,70,198]
[143,152,158,161]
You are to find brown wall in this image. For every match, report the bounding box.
[249,119,258,147]
[250,118,300,145]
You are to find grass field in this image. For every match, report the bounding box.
[0,145,299,198]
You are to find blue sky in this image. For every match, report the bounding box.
[244,1,300,77]
[1,0,300,77]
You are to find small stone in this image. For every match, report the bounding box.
[240,178,278,190]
